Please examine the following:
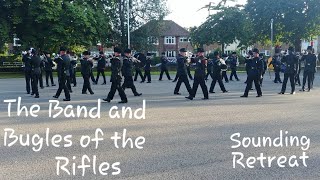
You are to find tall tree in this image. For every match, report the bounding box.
[245,0,320,52]
[191,7,254,52]
[112,0,169,49]
[0,0,115,52]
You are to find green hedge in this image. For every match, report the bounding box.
[0,54,22,63]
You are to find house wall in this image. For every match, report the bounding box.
[155,36,193,56]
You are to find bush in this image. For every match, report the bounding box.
[0,54,22,63]
[0,67,24,72]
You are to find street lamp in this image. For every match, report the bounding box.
[127,0,130,49]
[270,18,274,56]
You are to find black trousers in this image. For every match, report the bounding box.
[295,70,301,86]
[55,76,70,99]
[302,71,313,90]
[230,68,239,80]
[209,74,226,92]
[174,74,192,94]
[90,71,96,83]
[45,70,54,86]
[260,72,265,86]
[25,72,32,93]
[222,71,229,82]
[143,70,151,82]
[311,72,315,88]
[71,70,77,86]
[82,74,94,94]
[244,75,262,96]
[66,76,72,92]
[107,81,127,101]
[205,71,211,80]
[281,73,295,93]
[274,70,282,83]
[187,67,193,80]
[96,69,106,84]
[39,72,44,88]
[32,73,40,96]
[134,68,144,81]
[173,72,179,81]
[122,76,139,95]
[191,76,208,98]
[159,68,171,80]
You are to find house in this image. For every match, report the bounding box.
[132,20,193,57]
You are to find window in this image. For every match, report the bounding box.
[165,36,176,44]
[147,37,159,45]
[179,37,191,42]
[166,51,176,57]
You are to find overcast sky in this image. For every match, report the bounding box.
[165,0,247,28]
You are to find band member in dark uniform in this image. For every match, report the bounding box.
[279,47,298,95]
[44,52,56,87]
[186,48,209,100]
[53,47,71,101]
[30,49,41,98]
[103,47,128,103]
[270,49,282,83]
[259,53,267,86]
[221,54,229,83]
[39,55,45,89]
[80,51,94,95]
[244,50,253,84]
[241,48,263,98]
[22,50,32,94]
[95,51,107,85]
[142,53,152,83]
[229,52,240,81]
[121,49,142,96]
[159,52,171,81]
[174,48,192,96]
[133,53,144,81]
[66,51,73,93]
[209,51,228,93]
[300,46,317,92]
[295,53,303,86]
[70,54,77,87]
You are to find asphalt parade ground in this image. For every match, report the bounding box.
[0,73,320,180]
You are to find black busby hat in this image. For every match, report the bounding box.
[252,48,259,53]
[307,46,313,50]
[124,49,132,54]
[288,46,294,52]
[114,47,122,53]
[197,48,205,53]
[82,51,90,55]
[179,48,187,52]
[59,46,67,52]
